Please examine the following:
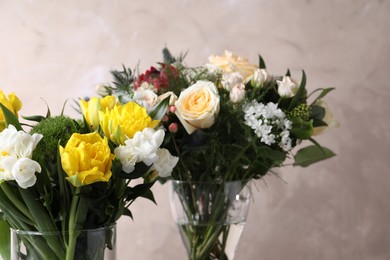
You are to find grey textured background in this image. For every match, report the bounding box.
[1,0,389,259]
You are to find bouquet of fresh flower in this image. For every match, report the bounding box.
[99,48,337,259]
[0,88,175,259]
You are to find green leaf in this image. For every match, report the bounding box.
[310,105,325,120]
[22,115,47,122]
[0,103,22,131]
[0,215,10,260]
[294,145,336,167]
[290,118,314,139]
[149,96,170,120]
[309,87,335,104]
[258,55,266,69]
[288,70,306,110]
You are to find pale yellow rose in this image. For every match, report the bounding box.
[313,99,339,135]
[80,96,117,130]
[207,50,258,81]
[59,132,115,187]
[175,80,220,134]
[99,102,159,145]
[0,90,22,131]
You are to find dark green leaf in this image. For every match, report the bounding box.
[149,96,170,120]
[310,105,325,120]
[22,115,47,122]
[294,145,336,167]
[288,70,307,110]
[258,55,266,69]
[140,190,156,204]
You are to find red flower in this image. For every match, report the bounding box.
[134,64,178,91]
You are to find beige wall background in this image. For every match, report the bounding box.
[1,0,389,259]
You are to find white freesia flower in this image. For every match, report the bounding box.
[114,145,137,173]
[229,83,246,103]
[0,156,17,181]
[14,131,43,158]
[152,148,179,178]
[12,158,41,189]
[0,125,43,188]
[221,72,243,91]
[277,76,299,98]
[114,128,165,172]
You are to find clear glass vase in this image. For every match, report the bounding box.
[10,224,116,260]
[169,180,251,260]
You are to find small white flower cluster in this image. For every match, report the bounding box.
[114,128,178,178]
[243,101,293,151]
[0,125,43,188]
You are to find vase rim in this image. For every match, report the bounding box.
[169,179,251,184]
[11,223,117,235]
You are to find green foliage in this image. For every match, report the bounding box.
[294,145,336,167]
[30,116,83,163]
[0,213,10,260]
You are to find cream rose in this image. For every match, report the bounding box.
[175,80,220,134]
[206,50,258,81]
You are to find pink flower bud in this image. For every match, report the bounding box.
[169,105,176,113]
[162,115,169,122]
[168,123,178,133]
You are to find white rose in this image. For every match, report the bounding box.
[229,83,246,103]
[152,148,179,178]
[175,80,220,135]
[221,72,243,91]
[133,84,158,110]
[12,158,41,189]
[252,68,270,87]
[277,76,299,98]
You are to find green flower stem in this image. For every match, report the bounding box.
[66,188,81,260]
[66,187,88,260]
[0,183,33,222]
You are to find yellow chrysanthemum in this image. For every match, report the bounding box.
[0,90,22,131]
[99,102,159,145]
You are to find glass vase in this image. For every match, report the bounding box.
[169,180,251,260]
[10,224,116,260]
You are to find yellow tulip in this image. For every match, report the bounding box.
[80,96,117,130]
[99,102,159,145]
[59,132,114,187]
[0,90,22,131]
